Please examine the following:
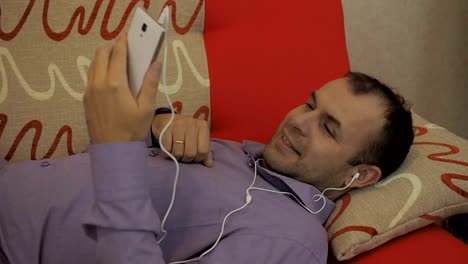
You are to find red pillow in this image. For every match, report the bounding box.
[204,0,349,143]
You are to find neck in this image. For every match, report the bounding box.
[325,188,353,201]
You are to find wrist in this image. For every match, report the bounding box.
[154,107,175,116]
[150,107,177,147]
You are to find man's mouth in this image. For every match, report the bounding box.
[281,134,301,155]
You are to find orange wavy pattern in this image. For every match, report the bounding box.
[329,226,377,242]
[164,0,204,35]
[441,173,468,199]
[43,0,149,41]
[328,125,467,241]
[326,194,378,242]
[0,0,203,41]
[413,125,428,137]
[172,101,183,114]
[171,102,209,121]
[0,113,76,161]
[325,193,351,231]
[413,141,468,167]
[193,105,210,121]
[1,104,210,160]
[0,0,35,41]
[0,113,7,140]
[420,214,443,221]
[413,127,467,200]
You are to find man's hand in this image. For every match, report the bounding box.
[83,34,162,144]
[152,114,214,167]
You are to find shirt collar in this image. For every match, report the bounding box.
[241,140,335,224]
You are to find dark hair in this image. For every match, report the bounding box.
[345,72,414,181]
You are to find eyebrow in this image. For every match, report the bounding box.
[310,91,342,130]
[310,91,316,104]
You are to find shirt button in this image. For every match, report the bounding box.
[40,161,50,167]
[247,161,254,167]
[149,149,158,157]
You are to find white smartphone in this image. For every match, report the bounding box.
[127,7,165,97]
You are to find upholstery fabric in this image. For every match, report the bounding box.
[0,0,210,162]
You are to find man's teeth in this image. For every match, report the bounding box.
[283,136,293,148]
[283,135,300,155]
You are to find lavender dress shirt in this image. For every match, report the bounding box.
[0,139,335,264]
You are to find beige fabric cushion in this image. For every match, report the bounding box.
[326,113,468,260]
[0,1,209,162]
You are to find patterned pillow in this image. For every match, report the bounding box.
[326,113,468,260]
[0,0,210,162]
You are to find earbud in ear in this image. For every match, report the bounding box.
[352,172,360,180]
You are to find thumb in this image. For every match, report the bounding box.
[203,151,214,168]
[138,61,162,108]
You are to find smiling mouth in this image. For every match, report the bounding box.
[281,135,301,155]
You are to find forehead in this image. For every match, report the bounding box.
[315,78,386,143]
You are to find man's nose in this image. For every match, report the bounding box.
[290,111,317,136]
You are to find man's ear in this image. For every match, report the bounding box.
[346,164,382,188]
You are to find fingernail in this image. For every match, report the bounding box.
[205,158,214,168]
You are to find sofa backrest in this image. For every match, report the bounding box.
[204,0,350,143]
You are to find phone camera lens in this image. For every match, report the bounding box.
[142,23,147,32]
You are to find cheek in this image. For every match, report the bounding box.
[300,140,343,168]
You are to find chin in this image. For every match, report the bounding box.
[262,144,278,167]
[263,144,290,175]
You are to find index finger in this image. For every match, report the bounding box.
[108,34,129,84]
[198,123,213,167]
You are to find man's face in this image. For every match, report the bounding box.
[263,78,386,191]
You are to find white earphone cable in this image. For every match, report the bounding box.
[156,6,178,245]
[168,159,359,263]
[167,157,260,264]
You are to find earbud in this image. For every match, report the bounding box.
[245,193,252,204]
[345,172,360,187]
[158,6,170,25]
[352,172,360,180]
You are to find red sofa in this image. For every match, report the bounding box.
[203,0,468,262]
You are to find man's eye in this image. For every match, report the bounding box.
[324,124,334,138]
[305,103,315,110]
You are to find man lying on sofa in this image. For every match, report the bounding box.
[0,35,414,264]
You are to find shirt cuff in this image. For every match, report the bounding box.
[146,130,153,148]
[84,142,162,240]
[88,141,148,201]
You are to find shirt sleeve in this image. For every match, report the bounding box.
[82,142,168,264]
[199,233,324,264]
